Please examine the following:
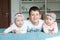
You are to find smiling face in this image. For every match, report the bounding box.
[29,10,41,24]
[15,14,24,27]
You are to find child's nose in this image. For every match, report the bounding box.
[34,16,37,20]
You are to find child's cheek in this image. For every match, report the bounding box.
[46,20,49,23]
[45,20,48,24]
[46,20,51,24]
[21,21,24,25]
[50,20,53,23]
[19,21,23,24]
[48,20,51,23]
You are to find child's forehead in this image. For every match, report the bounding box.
[30,10,40,14]
[31,10,39,13]
[15,14,23,17]
[15,17,24,21]
[16,17,23,19]
[47,16,52,19]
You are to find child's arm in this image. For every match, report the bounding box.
[3,23,15,34]
[13,25,27,34]
[3,27,12,34]
[13,28,27,34]
[43,23,50,34]
[52,22,58,34]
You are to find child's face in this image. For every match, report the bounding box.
[45,16,54,25]
[15,16,24,27]
[29,10,41,23]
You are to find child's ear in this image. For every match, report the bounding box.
[27,16,29,20]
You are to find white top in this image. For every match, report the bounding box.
[43,22,58,34]
[4,21,27,34]
[27,19,44,32]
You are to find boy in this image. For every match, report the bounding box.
[43,13,58,34]
[3,13,27,34]
[27,6,44,32]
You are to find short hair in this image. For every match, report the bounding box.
[29,6,40,15]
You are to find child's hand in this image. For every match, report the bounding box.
[43,23,48,28]
[12,30,16,33]
[12,29,20,34]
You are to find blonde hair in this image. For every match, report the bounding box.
[14,13,24,19]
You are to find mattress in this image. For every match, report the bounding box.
[0,28,60,40]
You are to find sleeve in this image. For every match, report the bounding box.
[3,24,16,33]
[43,23,49,34]
[53,22,58,33]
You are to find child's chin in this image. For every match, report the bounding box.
[18,25,22,27]
[33,21,38,23]
[34,20,38,22]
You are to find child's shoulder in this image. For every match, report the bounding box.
[39,19,44,23]
[9,23,17,28]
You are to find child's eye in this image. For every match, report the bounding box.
[36,14,39,16]
[17,20,20,21]
[31,14,34,16]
